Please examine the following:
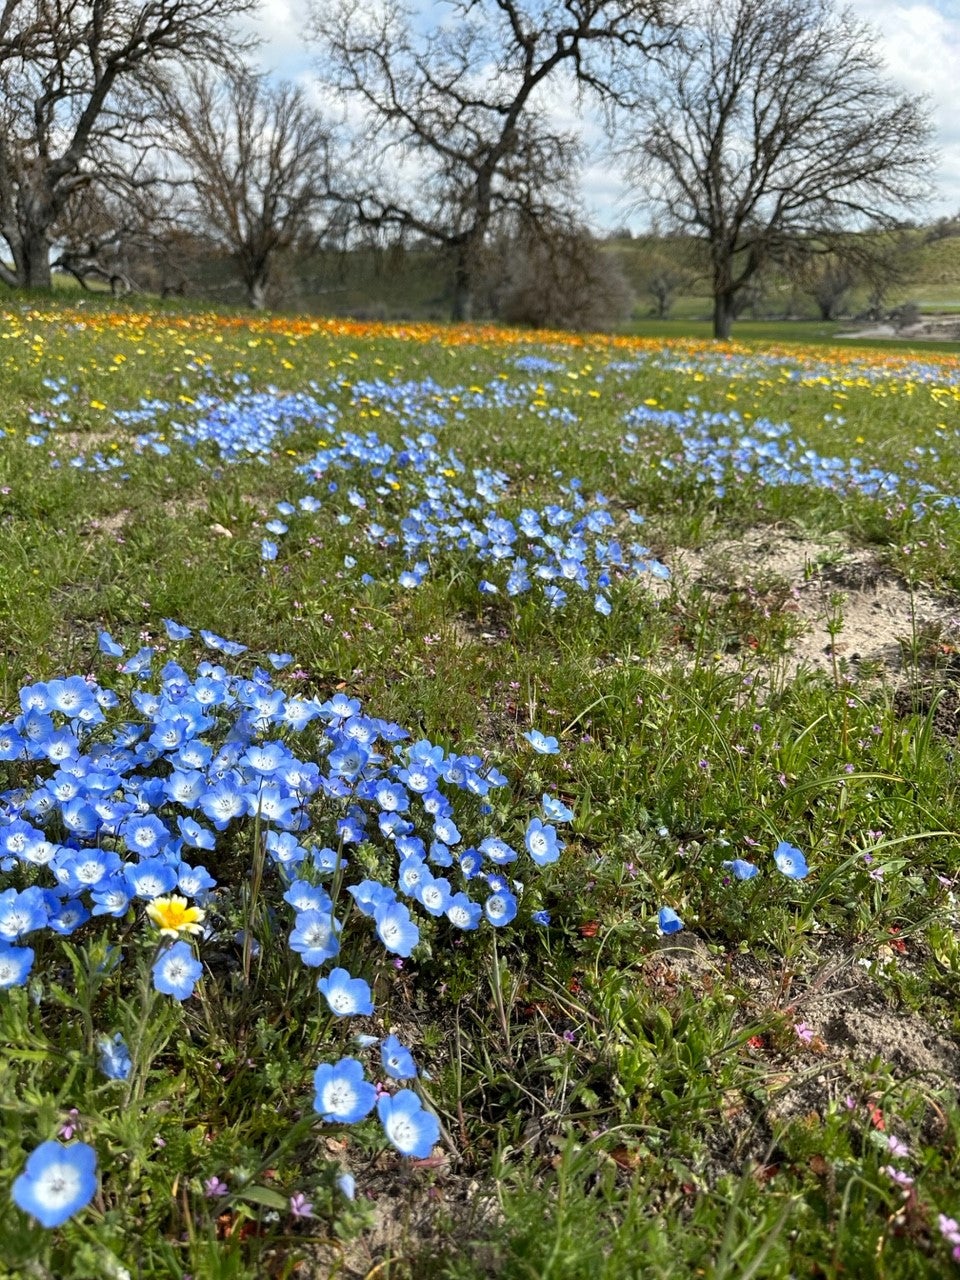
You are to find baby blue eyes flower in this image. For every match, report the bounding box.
[541,793,574,823]
[773,841,809,880]
[97,1033,132,1080]
[415,876,451,916]
[723,858,760,880]
[0,943,34,987]
[445,892,482,930]
[162,618,192,641]
[261,538,279,561]
[484,889,518,927]
[0,885,48,938]
[313,1057,377,1124]
[479,836,517,866]
[525,818,561,867]
[152,941,203,1000]
[658,906,683,935]
[377,1090,440,1159]
[12,1140,98,1228]
[317,967,375,1017]
[381,1034,418,1080]
[375,901,419,957]
[97,631,124,657]
[289,911,341,966]
[523,729,560,755]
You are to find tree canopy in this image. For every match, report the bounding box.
[623,0,935,337]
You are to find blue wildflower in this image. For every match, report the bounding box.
[152,941,203,1000]
[97,1033,132,1081]
[377,1090,440,1158]
[773,841,809,879]
[12,1140,98,1228]
[318,967,375,1017]
[658,906,683,935]
[381,1035,418,1080]
[374,901,419,957]
[484,889,518,927]
[313,1057,377,1124]
[525,818,561,867]
[723,858,760,880]
[289,910,341,966]
[445,892,483,930]
[541,794,574,823]
[0,943,34,987]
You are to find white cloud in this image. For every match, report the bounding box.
[849,1,960,215]
[246,0,960,228]
[241,0,314,77]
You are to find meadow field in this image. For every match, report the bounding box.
[2,299,960,1278]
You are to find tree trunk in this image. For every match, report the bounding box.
[712,290,735,340]
[450,250,473,322]
[247,274,269,310]
[17,231,52,290]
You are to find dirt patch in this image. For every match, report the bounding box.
[48,430,122,453]
[79,510,130,538]
[302,1158,500,1279]
[892,684,960,739]
[667,530,960,681]
[837,313,960,342]
[655,936,960,1146]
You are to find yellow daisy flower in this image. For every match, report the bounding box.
[145,895,205,938]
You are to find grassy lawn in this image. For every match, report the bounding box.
[1,298,960,1278]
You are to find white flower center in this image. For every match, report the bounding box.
[37,1163,82,1210]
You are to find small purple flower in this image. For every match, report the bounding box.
[289,1191,313,1218]
[203,1175,229,1198]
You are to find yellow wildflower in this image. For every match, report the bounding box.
[146,895,205,938]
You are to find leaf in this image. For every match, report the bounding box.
[234,1184,289,1212]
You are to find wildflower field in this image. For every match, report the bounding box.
[3,301,960,1279]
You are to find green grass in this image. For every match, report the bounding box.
[1,298,960,1277]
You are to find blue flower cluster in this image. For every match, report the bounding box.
[271,428,668,611]
[0,621,573,1166]
[622,405,960,514]
[336,372,579,432]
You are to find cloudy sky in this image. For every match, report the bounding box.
[245,0,960,229]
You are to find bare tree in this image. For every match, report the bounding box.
[161,69,331,310]
[311,0,677,321]
[858,231,916,321]
[623,0,935,339]
[796,256,856,321]
[640,253,693,318]
[492,220,633,329]
[0,0,255,291]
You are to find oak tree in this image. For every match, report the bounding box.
[624,0,934,338]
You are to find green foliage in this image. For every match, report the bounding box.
[1,299,960,1276]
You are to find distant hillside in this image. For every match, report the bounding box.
[48,221,960,327]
